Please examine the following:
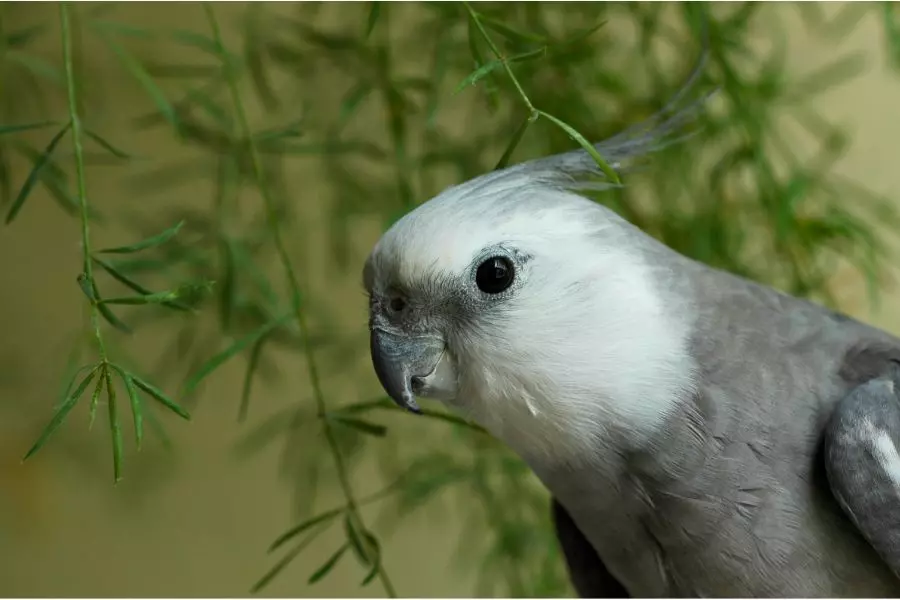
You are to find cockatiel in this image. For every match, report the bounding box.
[362,59,900,596]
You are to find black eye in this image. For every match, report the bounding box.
[389,296,406,313]
[475,256,515,294]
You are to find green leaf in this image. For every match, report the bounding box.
[105,369,124,483]
[494,111,537,170]
[416,407,487,432]
[128,373,190,420]
[254,120,305,142]
[886,1,900,69]
[10,141,93,221]
[23,367,98,461]
[360,533,382,586]
[90,277,133,334]
[785,51,866,102]
[551,19,607,53]
[0,121,56,136]
[76,273,97,301]
[88,367,106,430]
[92,256,190,312]
[171,29,224,58]
[238,333,269,422]
[98,280,208,306]
[6,120,72,224]
[338,397,393,414]
[0,144,11,208]
[269,508,343,552]
[84,129,132,159]
[98,220,185,254]
[118,369,144,450]
[218,240,237,330]
[231,405,310,459]
[344,515,371,566]
[453,47,546,96]
[244,5,279,111]
[183,313,292,396]
[339,397,487,433]
[57,344,89,402]
[188,91,233,131]
[453,59,503,95]
[308,542,350,585]
[328,414,387,437]
[466,15,499,111]
[364,2,381,38]
[479,14,547,44]
[337,82,373,130]
[98,33,179,130]
[99,290,176,305]
[5,24,48,48]
[6,51,65,85]
[251,521,329,594]
[537,111,621,184]
[97,302,132,333]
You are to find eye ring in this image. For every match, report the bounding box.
[475,256,515,294]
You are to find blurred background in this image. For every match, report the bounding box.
[1,1,900,597]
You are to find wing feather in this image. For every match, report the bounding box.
[824,361,900,578]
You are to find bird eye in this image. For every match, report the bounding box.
[389,296,406,313]
[475,256,515,294]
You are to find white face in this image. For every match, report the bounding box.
[365,177,697,464]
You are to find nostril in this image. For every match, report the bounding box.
[389,297,407,313]
[410,375,424,393]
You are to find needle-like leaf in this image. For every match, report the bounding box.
[23,366,99,461]
[0,121,56,136]
[105,368,124,483]
[328,414,387,437]
[128,372,190,420]
[308,542,350,584]
[84,129,132,159]
[6,120,72,224]
[97,220,185,254]
[88,366,106,430]
[97,32,179,130]
[183,313,293,396]
[269,508,343,553]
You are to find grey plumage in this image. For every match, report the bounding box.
[544,251,900,596]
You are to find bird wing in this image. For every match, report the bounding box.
[824,347,900,579]
[551,497,630,598]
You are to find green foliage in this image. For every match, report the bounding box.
[3,1,900,597]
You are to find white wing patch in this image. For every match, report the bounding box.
[864,406,900,493]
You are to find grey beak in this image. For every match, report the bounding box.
[370,328,445,414]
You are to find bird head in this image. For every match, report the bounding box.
[363,160,698,463]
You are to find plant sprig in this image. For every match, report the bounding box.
[204,5,397,596]
[461,2,621,184]
[21,3,192,483]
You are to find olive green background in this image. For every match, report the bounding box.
[2,2,900,597]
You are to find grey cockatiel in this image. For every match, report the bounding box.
[362,71,900,596]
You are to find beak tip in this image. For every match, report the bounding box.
[393,390,422,414]
[370,327,436,417]
[405,398,423,415]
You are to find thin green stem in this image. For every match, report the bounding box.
[463,2,534,113]
[60,2,107,363]
[462,2,621,184]
[203,6,396,597]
